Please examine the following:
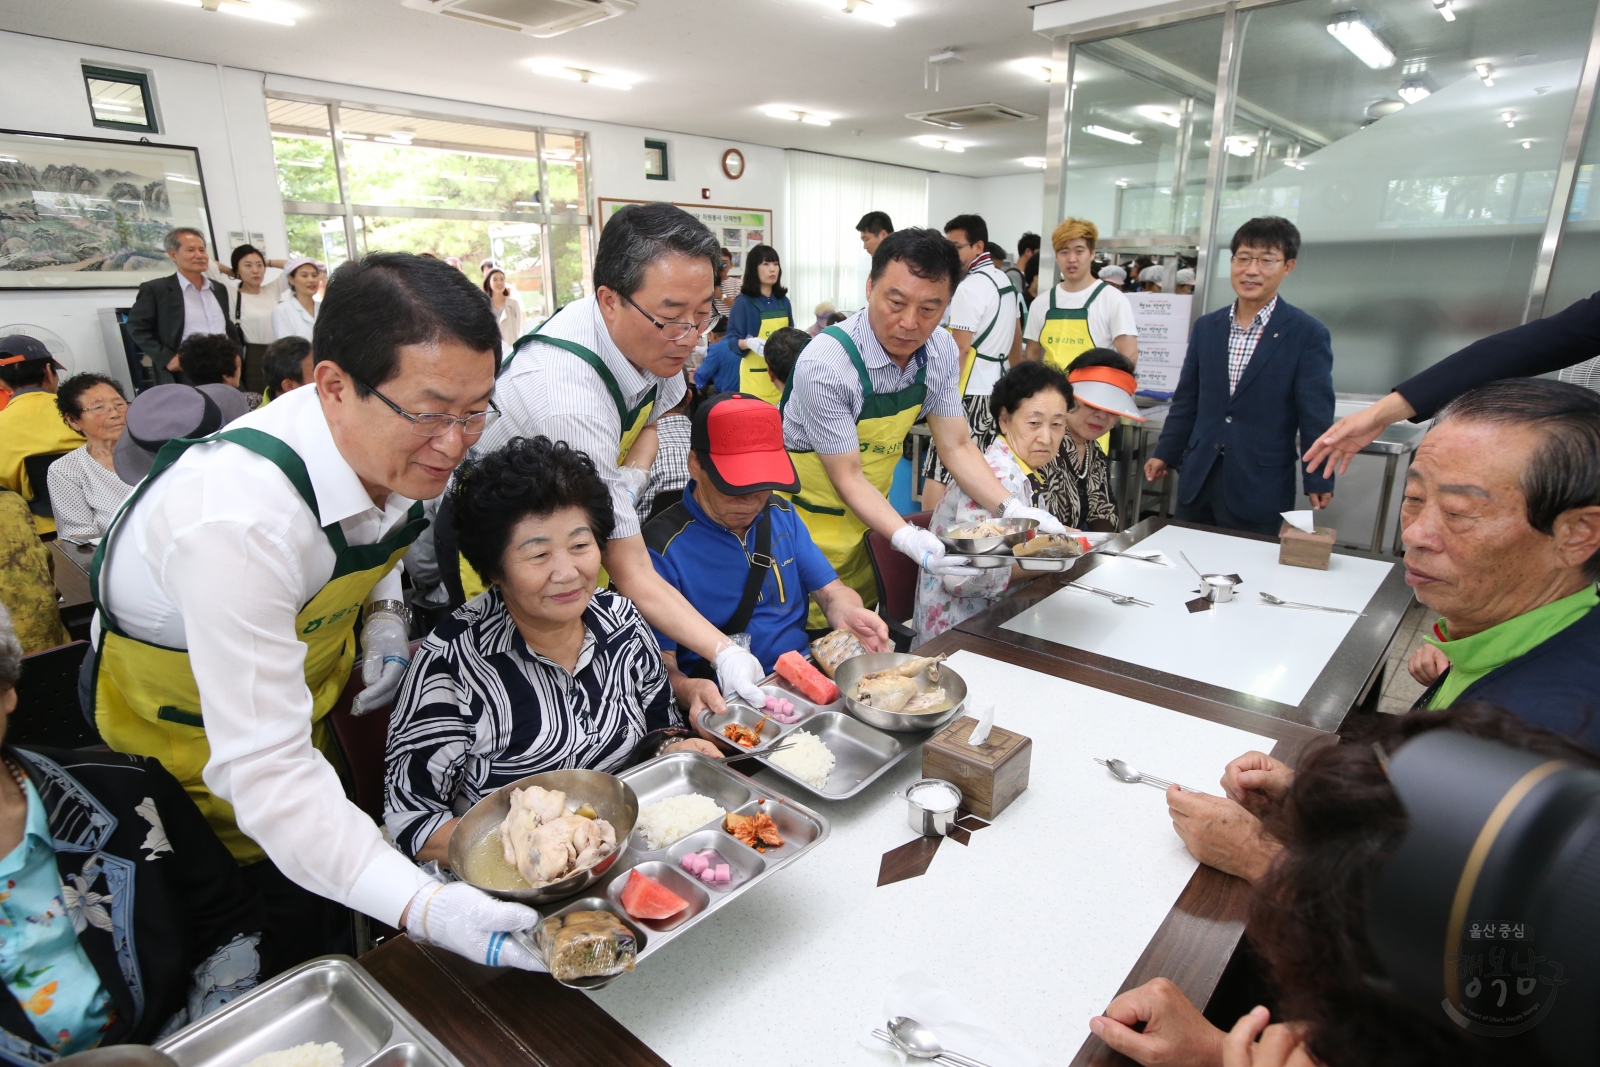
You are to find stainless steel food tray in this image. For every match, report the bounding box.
[698,678,933,800]
[156,956,463,1067]
[1016,556,1074,572]
[527,751,831,988]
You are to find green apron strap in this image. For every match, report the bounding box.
[822,325,874,397]
[1082,281,1107,310]
[971,270,1012,360]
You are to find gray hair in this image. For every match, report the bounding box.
[592,203,720,301]
[165,227,207,254]
[1435,378,1600,580]
[0,603,22,694]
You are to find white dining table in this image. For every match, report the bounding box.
[588,650,1276,1066]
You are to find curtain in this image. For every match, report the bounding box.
[784,150,929,324]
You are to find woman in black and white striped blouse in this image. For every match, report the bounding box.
[384,435,720,867]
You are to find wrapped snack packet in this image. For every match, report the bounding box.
[810,628,868,678]
[535,910,638,981]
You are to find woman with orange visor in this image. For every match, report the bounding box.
[1037,349,1144,531]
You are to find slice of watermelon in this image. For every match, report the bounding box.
[775,650,840,704]
[619,869,688,921]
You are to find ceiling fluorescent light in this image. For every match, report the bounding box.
[162,0,203,7]
[801,114,832,126]
[1010,58,1063,83]
[1432,0,1456,21]
[1502,110,1517,128]
[764,106,800,120]
[1475,62,1495,86]
[915,135,967,152]
[1135,105,1181,128]
[1397,83,1430,103]
[1327,13,1395,70]
[1114,178,1129,187]
[837,0,895,28]
[217,3,297,26]
[1224,135,1258,157]
[1522,139,1533,149]
[526,59,632,89]
[1019,157,1047,169]
[1084,124,1142,145]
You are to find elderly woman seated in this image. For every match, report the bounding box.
[1036,349,1142,532]
[384,436,719,867]
[914,362,1071,643]
[0,604,277,1054]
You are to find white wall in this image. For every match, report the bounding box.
[928,171,1044,257]
[0,30,283,379]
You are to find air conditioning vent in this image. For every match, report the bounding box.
[400,0,634,37]
[907,103,1038,129]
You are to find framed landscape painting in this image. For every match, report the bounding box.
[0,129,215,290]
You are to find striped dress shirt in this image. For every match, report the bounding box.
[383,587,681,858]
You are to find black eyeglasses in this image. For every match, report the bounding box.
[364,382,499,438]
[622,292,721,341]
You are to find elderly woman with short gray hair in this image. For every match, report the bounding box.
[462,203,770,714]
[0,603,281,1054]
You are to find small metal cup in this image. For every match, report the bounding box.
[905,778,962,837]
[1200,574,1237,604]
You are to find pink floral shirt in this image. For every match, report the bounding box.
[913,436,1038,645]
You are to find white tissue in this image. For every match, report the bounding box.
[1281,509,1316,534]
[968,703,995,746]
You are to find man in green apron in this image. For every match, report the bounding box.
[93,254,545,971]
[466,202,769,714]
[781,228,1067,627]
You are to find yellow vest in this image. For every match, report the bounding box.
[1036,282,1109,373]
[0,391,86,536]
[781,325,925,629]
[738,302,792,407]
[91,427,425,863]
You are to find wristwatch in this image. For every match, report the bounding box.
[366,599,413,627]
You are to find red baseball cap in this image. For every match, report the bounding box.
[691,392,800,494]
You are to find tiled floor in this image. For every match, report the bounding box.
[1376,597,1434,715]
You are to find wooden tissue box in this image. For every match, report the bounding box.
[922,716,1031,820]
[1279,523,1336,570]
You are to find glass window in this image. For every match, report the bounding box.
[83,66,157,134]
[1204,0,1598,393]
[265,96,594,322]
[1062,19,1224,240]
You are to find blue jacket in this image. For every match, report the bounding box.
[1153,297,1335,523]
[1416,603,1600,753]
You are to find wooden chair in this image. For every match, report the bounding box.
[11,641,103,749]
[863,510,932,653]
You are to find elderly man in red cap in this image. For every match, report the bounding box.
[644,393,891,714]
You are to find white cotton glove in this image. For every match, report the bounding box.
[1000,496,1068,536]
[746,336,766,356]
[714,641,767,707]
[615,465,650,508]
[405,881,546,971]
[892,524,980,577]
[352,609,409,716]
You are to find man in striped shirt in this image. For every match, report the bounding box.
[472,203,767,710]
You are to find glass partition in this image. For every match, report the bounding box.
[1203,0,1599,393]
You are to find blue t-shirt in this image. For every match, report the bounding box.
[645,482,838,674]
[694,338,742,395]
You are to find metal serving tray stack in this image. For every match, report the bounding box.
[156,957,463,1067]
[698,681,933,800]
[530,751,831,987]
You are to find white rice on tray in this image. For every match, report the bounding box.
[241,1043,344,1067]
[768,730,835,789]
[636,793,726,850]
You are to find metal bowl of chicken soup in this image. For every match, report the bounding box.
[833,652,968,733]
[449,769,639,905]
[938,517,1038,555]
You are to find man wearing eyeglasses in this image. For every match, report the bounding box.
[1145,216,1335,536]
[468,201,769,714]
[93,254,548,973]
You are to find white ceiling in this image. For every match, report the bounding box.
[0,0,1064,178]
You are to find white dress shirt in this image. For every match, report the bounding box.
[271,294,317,342]
[177,272,229,342]
[473,295,686,541]
[95,384,432,925]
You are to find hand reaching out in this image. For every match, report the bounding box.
[1090,977,1226,1067]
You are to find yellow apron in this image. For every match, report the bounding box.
[781,325,925,628]
[738,303,792,407]
[956,271,1017,394]
[455,328,656,601]
[1036,282,1108,373]
[90,427,425,864]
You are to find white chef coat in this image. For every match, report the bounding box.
[272,293,317,342]
[95,383,433,925]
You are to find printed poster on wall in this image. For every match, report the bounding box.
[599,199,773,279]
[1129,292,1193,395]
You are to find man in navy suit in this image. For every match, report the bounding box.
[1145,217,1335,536]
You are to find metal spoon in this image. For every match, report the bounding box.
[1258,591,1365,616]
[1178,550,1207,582]
[1069,581,1152,607]
[1094,548,1169,565]
[881,1017,994,1067]
[1096,757,1192,792]
[711,740,797,762]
